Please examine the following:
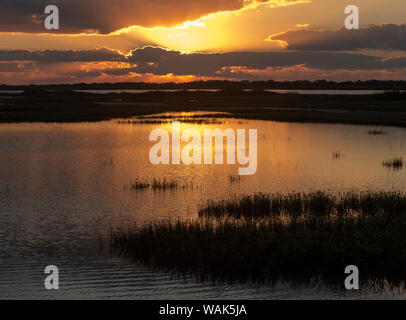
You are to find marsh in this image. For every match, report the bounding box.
[0,114,406,299]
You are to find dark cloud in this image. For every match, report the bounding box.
[0,48,124,62]
[3,46,406,82]
[0,62,22,73]
[270,24,406,51]
[0,0,294,34]
[124,47,406,74]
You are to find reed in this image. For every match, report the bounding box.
[368,129,386,135]
[111,190,406,288]
[129,180,150,191]
[229,175,241,184]
[110,210,406,288]
[129,178,195,192]
[151,178,178,191]
[119,118,223,125]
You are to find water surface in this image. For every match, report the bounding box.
[1,115,405,299]
[73,89,388,95]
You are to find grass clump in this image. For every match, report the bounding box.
[118,113,229,125]
[198,191,406,219]
[368,129,386,135]
[130,180,151,191]
[130,178,178,191]
[110,210,406,288]
[111,191,406,289]
[129,178,196,192]
[382,158,404,170]
[229,175,241,184]
[151,178,178,191]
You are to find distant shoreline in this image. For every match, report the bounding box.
[0,89,396,96]
[2,79,406,91]
[1,89,406,127]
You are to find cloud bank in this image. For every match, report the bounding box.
[269,24,406,51]
[2,46,406,72]
[3,46,406,84]
[0,0,301,34]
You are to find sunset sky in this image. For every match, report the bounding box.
[1,0,406,84]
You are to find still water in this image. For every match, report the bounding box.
[1,114,405,299]
[0,89,392,95]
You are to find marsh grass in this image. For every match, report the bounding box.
[130,180,151,191]
[382,157,404,170]
[119,118,224,125]
[136,113,231,119]
[129,178,194,192]
[110,211,406,288]
[368,129,386,135]
[198,191,406,219]
[6,90,406,126]
[111,191,406,289]
[229,175,241,184]
[151,178,178,191]
[118,113,231,125]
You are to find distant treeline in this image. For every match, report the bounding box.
[2,80,406,91]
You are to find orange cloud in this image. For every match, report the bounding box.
[216,65,406,81]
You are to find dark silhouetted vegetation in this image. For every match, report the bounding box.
[129,178,195,192]
[229,175,241,184]
[382,158,404,170]
[2,90,406,127]
[198,191,406,219]
[111,191,406,289]
[118,114,225,125]
[368,129,386,135]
